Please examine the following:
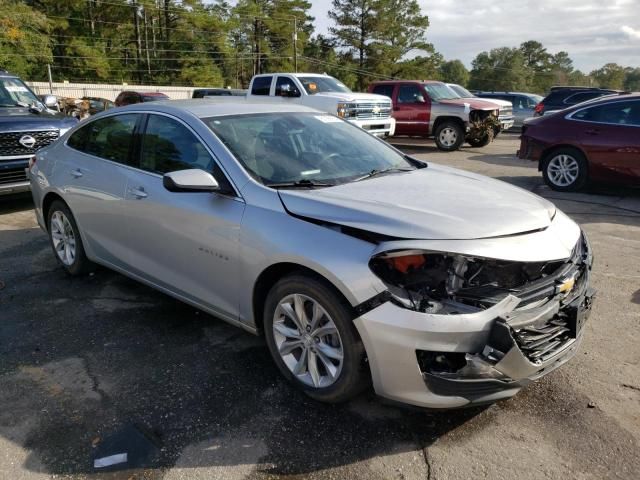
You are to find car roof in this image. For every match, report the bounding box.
[567,92,640,109]
[120,91,168,96]
[113,99,322,118]
[477,91,537,96]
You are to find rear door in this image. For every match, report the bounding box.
[120,112,246,319]
[58,113,142,267]
[393,84,430,135]
[570,99,640,183]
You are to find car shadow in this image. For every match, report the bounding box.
[0,192,34,215]
[0,227,488,477]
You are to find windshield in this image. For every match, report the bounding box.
[423,83,460,101]
[205,113,414,187]
[298,77,352,95]
[449,84,474,98]
[0,77,40,107]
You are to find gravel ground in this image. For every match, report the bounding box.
[1,133,639,479]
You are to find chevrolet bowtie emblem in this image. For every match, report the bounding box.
[372,105,381,114]
[557,276,576,294]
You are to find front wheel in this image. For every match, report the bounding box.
[263,274,369,403]
[434,121,464,151]
[542,148,589,192]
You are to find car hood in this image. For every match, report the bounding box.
[311,92,391,103]
[470,97,512,108]
[0,108,77,132]
[278,165,555,240]
[438,98,500,111]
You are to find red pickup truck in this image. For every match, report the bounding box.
[368,80,509,151]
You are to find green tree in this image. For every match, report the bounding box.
[468,47,529,92]
[519,40,553,92]
[624,67,640,91]
[591,63,627,89]
[549,51,574,87]
[0,0,52,78]
[439,59,469,85]
[328,0,377,89]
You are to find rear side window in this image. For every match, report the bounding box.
[67,114,138,165]
[251,76,272,96]
[397,85,425,104]
[572,100,640,125]
[140,114,214,174]
[372,85,394,99]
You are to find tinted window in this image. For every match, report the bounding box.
[372,85,394,99]
[251,76,272,96]
[573,100,640,126]
[140,114,214,174]
[67,114,138,165]
[275,76,298,96]
[397,85,425,104]
[564,91,606,105]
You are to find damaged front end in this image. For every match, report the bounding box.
[466,109,501,145]
[356,232,595,407]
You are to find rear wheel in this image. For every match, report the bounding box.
[434,121,464,151]
[263,274,369,403]
[542,148,589,192]
[47,200,94,275]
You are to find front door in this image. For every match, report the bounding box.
[393,84,430,136]
[120,113,246,320]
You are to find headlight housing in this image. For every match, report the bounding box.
[369,250,567,314]
[337,102,357,119]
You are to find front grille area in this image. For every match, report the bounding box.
[512,315,573,363]
[499,106,513,118]
[0,166,28,185]
[0,130,59,157]
[348,103,392,120]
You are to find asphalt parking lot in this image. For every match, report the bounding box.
[1,133,639,479]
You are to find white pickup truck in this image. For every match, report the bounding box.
[238,73,395,137]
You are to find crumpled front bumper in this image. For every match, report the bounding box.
[354,239,595,409]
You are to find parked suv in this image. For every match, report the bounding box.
[369,80,503,150]
[533,87,619,117]
[0,70,77,195]
[114,91,169,107]
[475,92,543,128]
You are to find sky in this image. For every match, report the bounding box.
[309,0,640,72]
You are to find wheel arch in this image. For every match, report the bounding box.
[42,191,68,231]
[252,262,356,335]
[432,116,466,135]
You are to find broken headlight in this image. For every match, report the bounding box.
[369,250,565,314]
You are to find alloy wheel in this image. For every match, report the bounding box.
[272,293,344,388]
[547,154,580,187]
[50,211,76,266]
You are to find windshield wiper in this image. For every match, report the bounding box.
[354,167,414,182]
[266,179,334,189]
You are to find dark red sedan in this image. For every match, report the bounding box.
[519,93,640,191]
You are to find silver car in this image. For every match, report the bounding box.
[29,101,595,409]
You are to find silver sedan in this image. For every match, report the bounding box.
[29,101,595,409]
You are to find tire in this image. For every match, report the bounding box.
[47,200,94,275]
[263,274,369,403]
[467,134,492,148]
[434,121,465,151]
[542,148,589,192]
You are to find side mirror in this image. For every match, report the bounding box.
[280,84,301,98]
[416,95,426,103]
[163,169,219,192]
[43,95,58,109]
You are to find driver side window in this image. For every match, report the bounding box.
[397,85,425,104]
[140,115,213,174]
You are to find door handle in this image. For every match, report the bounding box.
[71,168,83,178]
[585,128,600,135]
[128,187,148,199]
